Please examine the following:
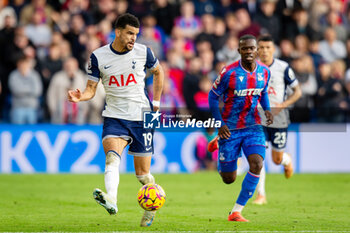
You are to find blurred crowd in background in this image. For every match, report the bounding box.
[1,0,350,125]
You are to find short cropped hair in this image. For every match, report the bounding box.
[257,34,274,43]
[239,34,256,43]
[114,13,140,29]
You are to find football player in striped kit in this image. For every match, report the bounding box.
[68,13,164,227]
[208,34,273,222]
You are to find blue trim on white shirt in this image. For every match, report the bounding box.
[109,43,131,55]
[145,47,158,70]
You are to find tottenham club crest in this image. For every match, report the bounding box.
[132,60,136,69]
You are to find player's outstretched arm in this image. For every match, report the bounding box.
[68,80,98,103]
[151,64,164,112]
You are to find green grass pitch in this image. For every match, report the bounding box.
[0,172,349,232]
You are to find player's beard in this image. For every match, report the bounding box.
[124,41,134,51]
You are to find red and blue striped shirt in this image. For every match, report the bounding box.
[210,60,271,130]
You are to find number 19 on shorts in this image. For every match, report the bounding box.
[142,132,153,147]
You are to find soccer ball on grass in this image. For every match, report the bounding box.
[137,183,166,211]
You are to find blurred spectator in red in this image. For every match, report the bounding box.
[174,1,202,40]
[319,27,346,63]
[194,75,212,110]
[254,0,281,43]
[193,0,218,16]
[164,26,195,60]
[319,0,346,27]
[8,56,42,124]
[47,57,88,124]
[152,0,179,35]
[20,0,54,27]
[95,19,112,45]
[166,48,185,97]
[195,127,218,171]
[147,61,184,116]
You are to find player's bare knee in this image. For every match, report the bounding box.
[221,173,236,184]
[249,160,263,174]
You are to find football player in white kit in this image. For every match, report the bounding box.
[67,13,164,226]
[253,34,302,204]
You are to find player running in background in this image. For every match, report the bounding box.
[253,34,302,205]
[67,13,164,227]
[208,34,273,222]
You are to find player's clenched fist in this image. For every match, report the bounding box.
[264,110,273,126]
[67,89,82,103]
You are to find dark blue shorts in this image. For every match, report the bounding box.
[263,127,288,151]
[217,125,266,173]
[102,117,154,156]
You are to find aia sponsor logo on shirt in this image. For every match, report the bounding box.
[108,74,137,86]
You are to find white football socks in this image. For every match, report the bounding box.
[231,203,244,213]
[281,152,291,166]
[256,163,266,196]
[136,173,155,185]
[104,151,121,204]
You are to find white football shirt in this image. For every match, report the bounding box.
[260,58,299,128]
[87,43,159,121]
